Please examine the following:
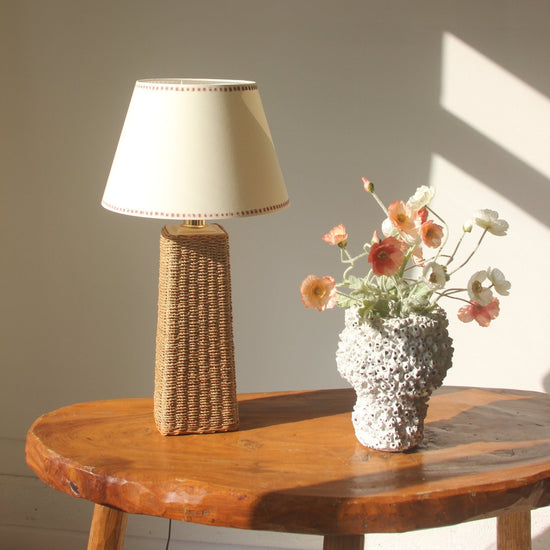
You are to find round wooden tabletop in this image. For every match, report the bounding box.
[25,387,550,535]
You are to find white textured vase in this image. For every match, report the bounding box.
[336,307,454,452]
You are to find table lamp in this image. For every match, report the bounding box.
[102,78,289,436]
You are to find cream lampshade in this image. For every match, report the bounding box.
[103,78,289,435]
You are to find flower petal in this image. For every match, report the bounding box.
[487,267,511,296]
[300,275,337,311]
[467,271,493,306]
[322,224,348,246]
[406,185,435,210]
[474,209,509,236]
[457,304,475,323]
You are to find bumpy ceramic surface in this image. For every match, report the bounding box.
[336,308,454,451]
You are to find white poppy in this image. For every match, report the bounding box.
[406,185,436,210]
[487,267,511,296]
[474,209,509,236]
[467,270,493,306]
[381,217,400,238]
[422,262,447,290]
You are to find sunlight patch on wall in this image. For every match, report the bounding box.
[441,32,550,179]
[429,154,550,391]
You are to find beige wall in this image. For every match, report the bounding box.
[2,1,550,548]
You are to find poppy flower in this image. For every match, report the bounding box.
[388,201,420,238]
[474,209,509,236]
[368,236,405,276]
[300,275,337,311]
[457,297,500,327]
[420,220,444,248]
[322,224,348,247]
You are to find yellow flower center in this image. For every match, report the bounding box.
[397,214,407,223]
[314,286,325,297]
[472,280,482,294]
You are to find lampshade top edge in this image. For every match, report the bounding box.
[136,78,257,91]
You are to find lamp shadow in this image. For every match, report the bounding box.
[237,388,356,431]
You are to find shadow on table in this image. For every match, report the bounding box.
[247,388,550,535]
[236,386,469,432]
[248,438,550,534]
[422,388,550,451]
[237,388,356,431]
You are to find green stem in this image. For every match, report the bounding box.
[445,231,467,267]
[426,206,449,263]
[342,250,370,279]
[397,240,420,279]
[448,228,488,276]
[340,248,353,264]
[369,190,389,216]
[434,292,473,305]
[335,290,363,303]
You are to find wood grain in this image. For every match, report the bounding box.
[323,535,365,550]
[497,510,531,550]
[26,387,550,535]
[87,504,127,550]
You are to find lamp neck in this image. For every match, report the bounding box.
[182,219,207,228]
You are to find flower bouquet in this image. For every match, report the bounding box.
[300,179,510,451]
[300,178,510,326]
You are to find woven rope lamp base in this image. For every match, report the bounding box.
[154,223,239,436]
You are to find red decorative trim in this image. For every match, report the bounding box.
[135,82,258,93]
[101,199,289,219]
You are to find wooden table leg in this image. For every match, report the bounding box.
[323,535,365,550]
[87,504,128,550]
[497,510,531,550]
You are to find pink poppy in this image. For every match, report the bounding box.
[300,275,337,311]
[388,201,420,238]
[322,224,348,247]
[420,220,444,248]
[368,236,405,276]
[457,297,500,327]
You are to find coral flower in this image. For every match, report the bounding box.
[417,206,428,224]
[322,224,348,247]
[388,201,419,237]
[368,236,405,276]
[420,220,444,248]
[300,275,337,311]
[457,297,500,327]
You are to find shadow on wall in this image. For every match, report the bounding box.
[534,527,550,550]
[542,372,550,394]
[484,525,550,550]
[438,32,550,230]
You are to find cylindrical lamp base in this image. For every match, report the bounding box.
[154,223,239,435]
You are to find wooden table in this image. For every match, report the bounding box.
[26,387,550,550]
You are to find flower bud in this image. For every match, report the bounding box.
[462,219,473,233]
[362,177,375,193]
